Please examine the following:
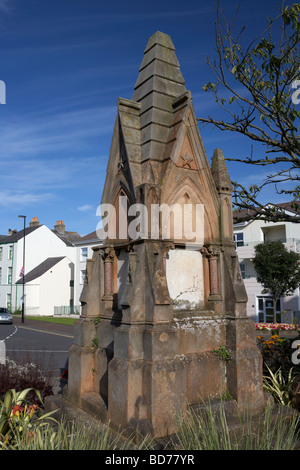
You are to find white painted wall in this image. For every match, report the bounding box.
[14,225,75,283]
[0,225,77,312]
[23,284,40,316]
[25,257,73,316]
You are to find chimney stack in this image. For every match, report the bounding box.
[29,217,39,227]
[54,220,65,234]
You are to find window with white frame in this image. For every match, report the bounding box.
[81,247,88,261]
[80,269,87,284]
[6,294,11,310]
[0,247,2,260]
[0,267,2,284]
[8,245,13,259]
[7,267,12,284]
[239,262,246,279]
[234,232,244,247]
[257,296,281,323]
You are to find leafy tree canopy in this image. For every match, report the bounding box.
[253,241,300,321]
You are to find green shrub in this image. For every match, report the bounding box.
[263,366,295,407]
[174,400,300,450]
[0,388,56,449]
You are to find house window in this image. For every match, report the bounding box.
[257,296,281,323]
[0,247,2,260]
[234,232,244,247]
[80,270,86,284]
[6,294,11,310]
[239,262,246,279]
[7,267,12,284]
[0,267,2,284]
[81,247,88,261]
[8,245,13,259]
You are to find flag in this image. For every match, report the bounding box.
[19,267,24,277]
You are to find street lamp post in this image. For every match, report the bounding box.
[18,215,26,324]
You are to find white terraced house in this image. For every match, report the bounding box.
[0,218,81,316]
[233,202,300,324]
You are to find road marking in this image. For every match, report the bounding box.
[0,325,18,342]
[18,325,73,339]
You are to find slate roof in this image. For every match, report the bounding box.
[16,257,65,284]
[233,201,300,223]
[0,224,82,246]
[76,230,102,243]
[51,230,82,246]
[0,225,40,244]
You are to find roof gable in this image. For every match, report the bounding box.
[16,256,65,284]
[0,225,41,244]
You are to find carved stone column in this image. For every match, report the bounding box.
[201,245,220,296]
[102,247,115,299]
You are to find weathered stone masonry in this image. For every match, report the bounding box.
[60,31,266,438]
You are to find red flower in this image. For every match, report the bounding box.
[61,369,68,379]
[11,405,23,415]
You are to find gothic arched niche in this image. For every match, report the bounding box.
[162,179,207,311]
[161,176,216,244]
[110,184,131,242]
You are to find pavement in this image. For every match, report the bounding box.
[10,315,77,396]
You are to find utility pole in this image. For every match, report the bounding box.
[18,215,26,323]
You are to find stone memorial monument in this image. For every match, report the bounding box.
[61,31,266,438]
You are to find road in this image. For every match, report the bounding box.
[0,316,75,376]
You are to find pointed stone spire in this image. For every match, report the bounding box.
[211,148,233,194]
[132,31,187,162]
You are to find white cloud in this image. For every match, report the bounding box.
[78,204,94,212]
[1,154,105,193]
[0,104,115,159]
[0,190,54,207]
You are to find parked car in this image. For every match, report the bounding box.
[0,308,13,324]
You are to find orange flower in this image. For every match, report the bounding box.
[11,405,23,415]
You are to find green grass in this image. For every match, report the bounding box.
[2,399,299,450]
[173,401,300,450]
[13,315,78,326]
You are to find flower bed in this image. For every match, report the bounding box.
[0,360,53,404]
[256,322,300,331]
[256,333,299,379]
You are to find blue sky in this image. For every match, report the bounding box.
[0,0,292,236]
